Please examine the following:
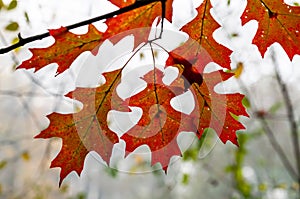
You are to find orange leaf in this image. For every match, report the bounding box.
[181,0,232,68]
[35,69,125,186]
[18,0,173,74]
[189,70,248,145]
[167,41,248,145]
[120,69,195,170]
[166,39,210,89]
[18,25,103,74]
[242,0,300,59]
[105,0,173,48]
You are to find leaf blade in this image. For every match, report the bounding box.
[242,0,300,59]
[36,70,125,185]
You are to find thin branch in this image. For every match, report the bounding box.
[259,116,298,180]
[0,0,162,54]
[235,71,298,181]
[270,48,300,185]
[159,0,166,38]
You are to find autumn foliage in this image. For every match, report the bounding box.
[12,0,300,186]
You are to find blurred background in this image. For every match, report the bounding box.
[0,0,300,198]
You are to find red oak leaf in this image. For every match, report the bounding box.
[167,41,248,145]
[120,69,196,170]
[189,70,248,145]
[241,0,300,59]
[105,0,173,48]
[18,25,102,74]
[35,69,126,186]
[181,0,232,68]
[18,0,173,74]
[121,58,247,172]
[166,38,210,89]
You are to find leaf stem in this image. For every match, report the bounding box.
[0,0,162,54]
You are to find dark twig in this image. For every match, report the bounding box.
[0,0,163,54]
[0,30,19,65]
[270,48,300,186]
[159,0,166,38]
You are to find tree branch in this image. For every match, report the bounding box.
[159,0,166,38]
[234,68,298,181]
[259,116,298,180]
[270,48,300,186]
[0,30,19,65]
[0,0,163,54]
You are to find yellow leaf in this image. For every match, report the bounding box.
[21,151,30,161]
[0,161,7,169]
[234,62,244,78]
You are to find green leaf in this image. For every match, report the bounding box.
[181,173,190,185]
[0,160,7,169]
[24,11,30,23]
[242,96,251,108]
[0,0,4,10]
[224,165,234,173]
[76,193,87,199]
[5,21,19,31]
[7,0,17,10]
[11,36,19,44]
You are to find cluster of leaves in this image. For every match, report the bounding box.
[1,0,18,31]
[7,0,300,186]
[0,0,17,13]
